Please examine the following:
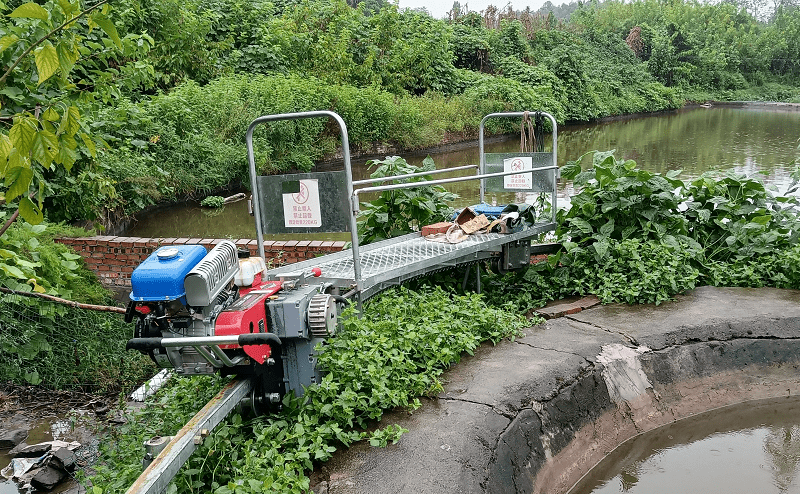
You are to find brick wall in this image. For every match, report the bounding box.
[55,236,347,289]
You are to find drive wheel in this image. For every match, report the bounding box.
[490,257,510,276]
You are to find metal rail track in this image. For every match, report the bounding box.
[125,379,252,494]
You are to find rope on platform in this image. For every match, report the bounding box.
[520,111,536,153]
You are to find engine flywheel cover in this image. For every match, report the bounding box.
[308,294,338,338]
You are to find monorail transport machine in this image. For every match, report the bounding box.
[123,111,559,494]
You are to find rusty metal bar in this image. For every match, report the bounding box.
[351,164,478,186]
[125,378,252,494]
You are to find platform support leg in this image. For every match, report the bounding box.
[461,264,483,293]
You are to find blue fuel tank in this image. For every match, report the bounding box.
[130,245,208,304]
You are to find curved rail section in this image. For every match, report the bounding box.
[125,379,252,494]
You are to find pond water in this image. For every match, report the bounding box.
[569,396,800,494]
[124,104,800,240]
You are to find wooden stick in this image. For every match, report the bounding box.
[223,192,246,204]
[0,286,126,314]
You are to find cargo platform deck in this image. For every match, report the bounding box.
[265,221,556,301]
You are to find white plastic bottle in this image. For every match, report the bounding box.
[235,257,267,287]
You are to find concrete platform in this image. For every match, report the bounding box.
[314,286,800,494]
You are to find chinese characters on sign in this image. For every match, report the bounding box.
[282,179,322,228]
[503,156,533,190]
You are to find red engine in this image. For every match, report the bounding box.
[215,281,282,364]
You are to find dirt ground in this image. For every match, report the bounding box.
[0,385,117,430]
[1,385,121,493]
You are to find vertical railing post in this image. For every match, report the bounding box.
[245,111,362,292]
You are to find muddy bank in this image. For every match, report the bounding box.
[0,387,121,493]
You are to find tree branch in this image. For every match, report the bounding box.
[0,0,112,86]
[0,207,20,237]
[0,190,36,237]
[0,285,126,313]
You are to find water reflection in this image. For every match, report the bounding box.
[559,106,800,191]
[125,106,800,239]
[570,396,800,494]
[764,425,800,492]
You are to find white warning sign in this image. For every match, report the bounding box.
[504,156,533,190]
[283,179,322,228]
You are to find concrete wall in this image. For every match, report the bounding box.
[316,287,800,494]
[55,236,347,289]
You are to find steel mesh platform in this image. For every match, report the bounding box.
[266,221,555,300]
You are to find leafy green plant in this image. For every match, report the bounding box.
[357,156,457,244]
[484,235,700,311]
[0,220,114,300]
[683,173,800,265]
[200,195,225,208]
[558,150,698,261]
[0,220,155,388]
[487,150,800,312]
[87,286,526,493]
[0,0,125,228]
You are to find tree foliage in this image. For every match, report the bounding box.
[0,0,798,228]
[0,0,155,296]
[0,0,157,226]
[0,1,115,226]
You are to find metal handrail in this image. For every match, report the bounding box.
[352,164,478,186]
[247,110,558,301]
[245,111,363,288]
[354,111,558,218]
[351,165,559,214]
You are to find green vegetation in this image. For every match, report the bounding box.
[75,150,800,492]
[0,0,799,489]
[0,0,134,303]
[87,286,527,493]
[0,0,145,227]
[357,156,457,244]
[1,222,110,301]
[0,221,155,390]
[200,195,225,208]
[484,150,800,311]
[0,0,796,229]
